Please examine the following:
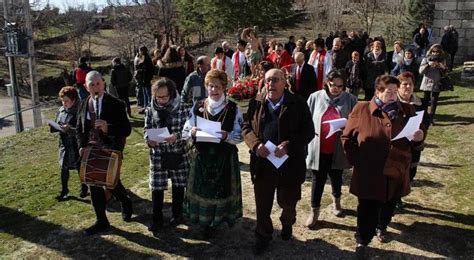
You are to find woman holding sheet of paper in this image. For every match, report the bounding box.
[341,75,424,254]
[182,69,243,238]
[144,78,191,233]
[305,70,358,228]
[397,72,429,203]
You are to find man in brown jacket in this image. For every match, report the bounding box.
[243,68,314,255]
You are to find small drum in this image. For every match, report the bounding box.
[80,146,122,189]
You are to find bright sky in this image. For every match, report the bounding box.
[36,0,109,11]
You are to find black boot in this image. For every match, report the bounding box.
[85,186,110,236]
[110,181,133,222]
[56,168,70,201]
[281,225,293,240]
[149,190,164,232]
[79,183,90,198]
[170,186,184,226]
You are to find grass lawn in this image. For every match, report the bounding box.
[0,69,473,258]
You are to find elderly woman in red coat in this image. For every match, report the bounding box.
[341,75,424,257]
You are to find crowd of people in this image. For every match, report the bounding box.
[51,24,458,257]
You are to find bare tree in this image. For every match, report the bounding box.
[381,0,407,43]
[56,6,96,62]
[348,0,381,36]
[308,0,345,36]
[106,0,177,51]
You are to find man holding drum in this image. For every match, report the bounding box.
[76,71,133,236]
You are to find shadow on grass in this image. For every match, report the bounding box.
[401,203,474,227]
[308,220,357,232]
[433,114,474,126]
[64,195,91,204]
[424,143,439,149]
[418,161,462,170]
[390,221,474,257]
[0,205,155,258]
[411,178,444,188]
[129,117,145,131]
[438,100,474,106]
[437,95,459,101]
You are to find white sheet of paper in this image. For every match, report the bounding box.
[264,141,289,169]
[146,128,171,142]
[47,120,64,132]
[196,130,221,143]
[392,111,425,141]
[196,116,222,138]
[323,118,347,139]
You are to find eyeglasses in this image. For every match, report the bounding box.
[328,82,344,88]
[265,77,284,83]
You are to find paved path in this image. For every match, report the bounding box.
[0,92,50,138]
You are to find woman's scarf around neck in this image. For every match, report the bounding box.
[324,88,342,106]
[404,57,413,65]
[206,94,226,116]
[151,92,181,126]
[374,96,399,121]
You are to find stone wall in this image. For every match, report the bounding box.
[432,0,474,64]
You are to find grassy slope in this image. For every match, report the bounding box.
[0,69,473,258]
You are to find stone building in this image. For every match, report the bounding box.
[431,0,474,64]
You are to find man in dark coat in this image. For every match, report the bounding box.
[284,35,296,56]
[110,57,133,116]
[441,25,459,71]
[325,31,334,50]
[413,27,429,58]
[243,69,315,255]
[331,37,350,70]
[288,52,317,100]
[76,70,133,236]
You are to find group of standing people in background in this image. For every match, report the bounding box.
[52,23,458,257]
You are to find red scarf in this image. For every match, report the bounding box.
[233,52,240,79]
[212,56,226,72]
[294,64,301,91]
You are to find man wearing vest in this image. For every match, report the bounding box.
[243,69,314,255]
[232,40,251,80]
[76,71,133,236]
[73,57,92,100]
[181,55,211,104]
[211,47,234,86]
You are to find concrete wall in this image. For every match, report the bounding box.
[432,0,474,64]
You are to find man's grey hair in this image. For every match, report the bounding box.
[222,41,229,48]
[85,70,103,86]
